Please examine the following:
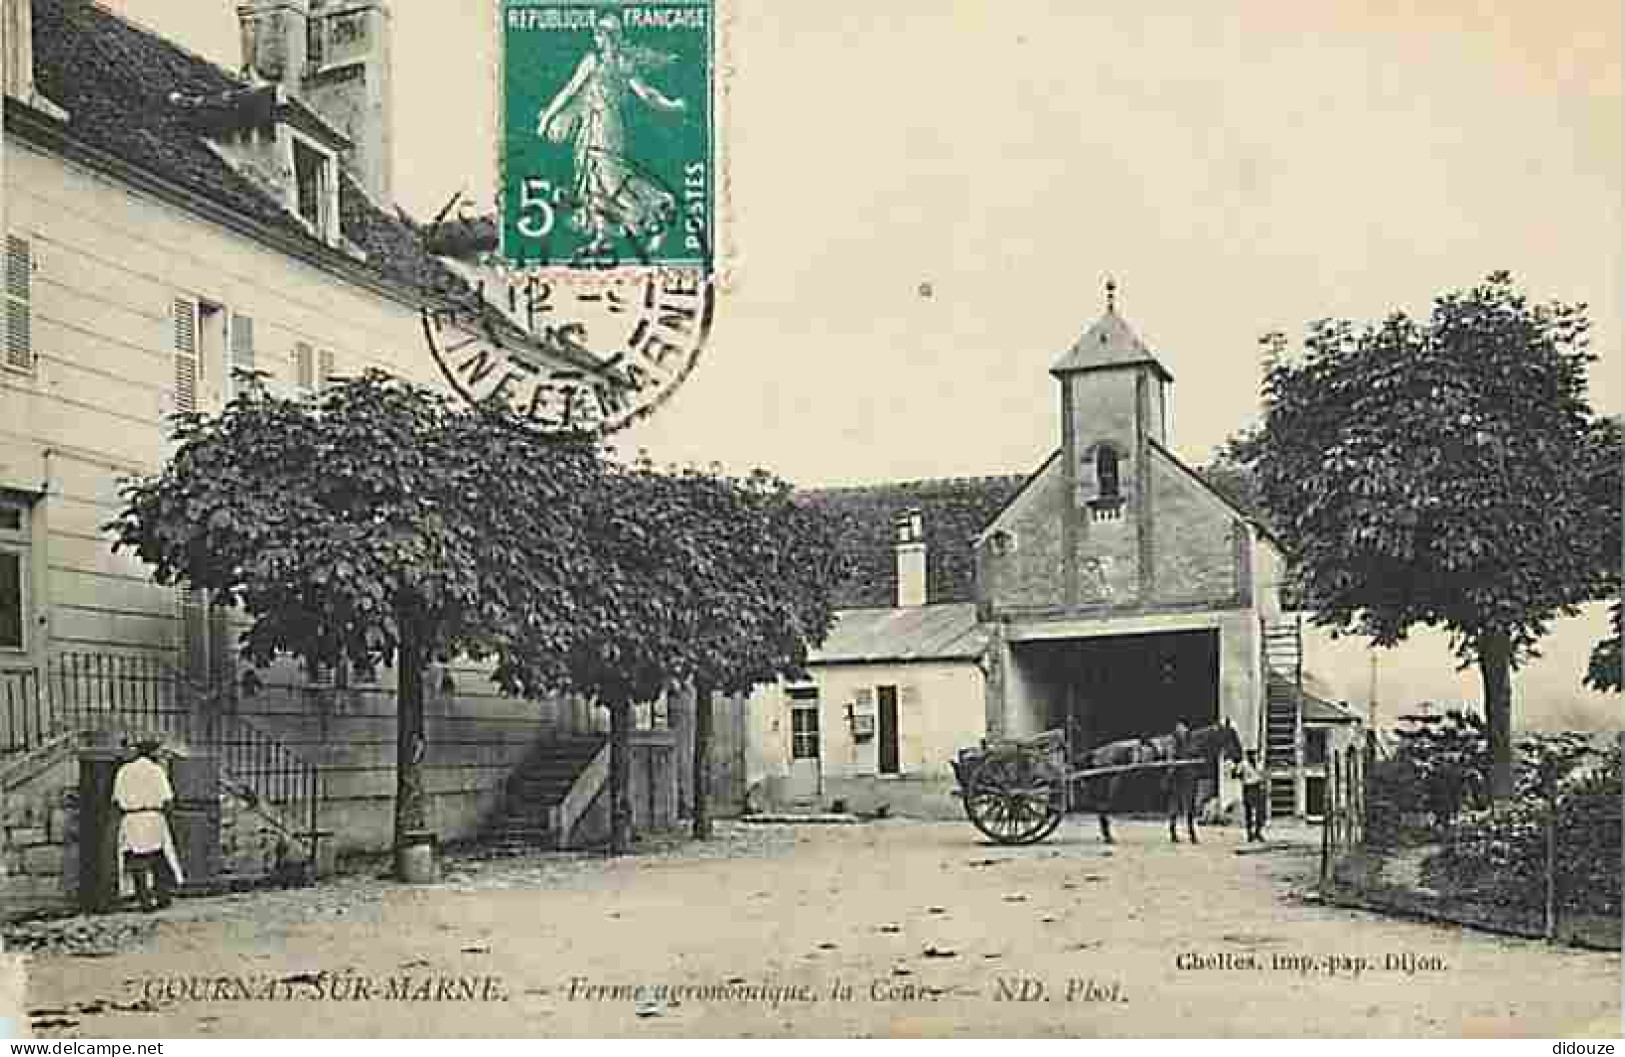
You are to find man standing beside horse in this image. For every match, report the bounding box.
[1077,717,1243,845]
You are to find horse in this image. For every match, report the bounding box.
[1148,719,1245,844]
[1074,731,1162,845]
[1076,719,1244,845]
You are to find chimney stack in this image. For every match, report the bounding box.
[4,0,67,119]
[236,0,310,91]
[894,509,926,608]
[301,0,394,203]
[234,0,395,203]
[2,0,36,104]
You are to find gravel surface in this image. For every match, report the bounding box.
[14,819,1620,1038]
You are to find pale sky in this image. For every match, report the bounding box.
[107,0,1623,729]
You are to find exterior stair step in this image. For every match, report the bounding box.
[480,734,607,849]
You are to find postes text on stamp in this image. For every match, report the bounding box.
[501,0,714,269]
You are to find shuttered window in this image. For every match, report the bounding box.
[228,313,254,400]
[294,341,315,393]
[173,297,199,414]
[295,343,336,395]
[5,237,32,373]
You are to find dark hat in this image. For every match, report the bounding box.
[133,734,165,753]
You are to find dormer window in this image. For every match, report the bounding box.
[894,509,924,545]
[291,135,338,243]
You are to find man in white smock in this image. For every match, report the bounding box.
[113,736,184,910]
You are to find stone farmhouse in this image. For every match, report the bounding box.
[746,290,1356,822]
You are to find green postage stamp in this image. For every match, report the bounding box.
[501,0,715,269]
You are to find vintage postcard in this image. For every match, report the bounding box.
[0,0,1619,1041]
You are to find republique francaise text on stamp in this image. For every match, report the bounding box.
[423,0,718,435]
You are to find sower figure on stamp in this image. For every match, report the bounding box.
[1235,749,1267,842]
[114,736,184,911]
[537,14,686,256]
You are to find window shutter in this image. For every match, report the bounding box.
[1076,448,1099,505]
[294,341,314,392]
[898,683,923,774]
[228,313,254,398]
[172,297,199,414]
[5,237,32,372]
[318,347,335,388]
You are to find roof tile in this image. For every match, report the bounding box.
[796,476,1027,608]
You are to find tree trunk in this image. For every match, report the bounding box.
[1479,629,1515,802]
[608,698,632,855]
[692,682,714,840]
[393,619,429,868]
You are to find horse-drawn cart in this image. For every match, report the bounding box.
[949,728,1207,845]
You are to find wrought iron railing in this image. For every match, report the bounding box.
[0,653,321,864]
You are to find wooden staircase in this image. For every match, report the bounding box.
[484,735,607,851]
[1262,618,1303,818]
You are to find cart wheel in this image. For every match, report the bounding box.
[963,755,1063,845]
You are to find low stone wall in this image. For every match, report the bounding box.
[0,738,320,919]
[748,775,964,821]
[0,736,82,917]
[228,668,573,855]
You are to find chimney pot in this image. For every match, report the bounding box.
[236,0,310,91]
[894,509,927,607]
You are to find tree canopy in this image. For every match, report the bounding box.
[1233,273,1620,797]
[111,370,850,860]
[110,371,605,859]
[495,459,847,850]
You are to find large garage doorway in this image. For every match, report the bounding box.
[1017,629,1220,812]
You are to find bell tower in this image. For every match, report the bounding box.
[1049,279,1173,603]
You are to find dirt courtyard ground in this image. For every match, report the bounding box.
[15,819,1622,1038]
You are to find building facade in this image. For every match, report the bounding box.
[0,0,635,904]
[749,295,1339,821]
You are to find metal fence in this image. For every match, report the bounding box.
[1320,738,1622,947]
[1319,742,1367,889]
[0,653,321,858]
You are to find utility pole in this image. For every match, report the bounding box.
[1367,651,1379,734]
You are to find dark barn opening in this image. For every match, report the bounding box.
[1018,629,1220,813]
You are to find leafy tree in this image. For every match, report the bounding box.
[676,469,845,839]
[496,461,845,851]
[1587,601,1621,692]
[109,372,603,871]
[1239,273,1614,800]
[492,459,696,854]
[1582,417,1623,693]
[1391,709,1490,826]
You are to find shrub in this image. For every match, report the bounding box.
[1422,741,1621,919]
[1365,754,1429,849]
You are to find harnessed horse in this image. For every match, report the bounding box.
[1077,719,1244,844]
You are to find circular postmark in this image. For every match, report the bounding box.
[418,2,720,438]
[419,182,715,437]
